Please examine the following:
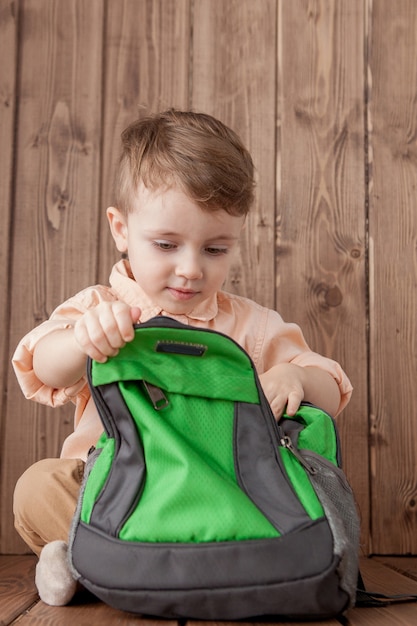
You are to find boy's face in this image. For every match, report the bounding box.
[107,183,245,315]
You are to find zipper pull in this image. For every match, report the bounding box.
[280,435,317,475]
[142,381,169,410]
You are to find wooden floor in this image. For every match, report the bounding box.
[1,555,417,625]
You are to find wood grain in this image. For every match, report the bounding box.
[368,0,417,553]
[2,0,104,553]
[0,555,37,624]
[375,556,417,581]
[277,0,369,549]
[192,0,277,308]
[0,0,17,374]
[17,601,176,625]
[0,0,18,556]
[186,618,340,626]
[346,557,417,624]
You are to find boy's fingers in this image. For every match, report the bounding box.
[74,303,141,361]
[285,391,303,417]
[269,395,287,419]
[74,324,112,362]
[99,301,134,343]
[130,306,141,324]
[92,306,126,347]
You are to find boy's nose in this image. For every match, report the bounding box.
[175,252,203,280]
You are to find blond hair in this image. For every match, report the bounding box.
[114,109,255,216]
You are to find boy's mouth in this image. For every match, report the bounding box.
[167,287,199,301]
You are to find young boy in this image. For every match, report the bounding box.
[12,109,352,606]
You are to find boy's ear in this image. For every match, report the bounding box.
[107,207,128,253]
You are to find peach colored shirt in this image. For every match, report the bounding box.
[12,260,352,461]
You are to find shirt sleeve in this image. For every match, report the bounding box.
[11,285,117,408]
[256,309,353,416]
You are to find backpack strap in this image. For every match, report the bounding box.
[355,569,417,607]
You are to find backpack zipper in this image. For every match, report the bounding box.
[254,380,317,476]
[279,433,318,475]
[142,381,169,410]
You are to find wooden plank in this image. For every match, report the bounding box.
[97,0,191,285]
[17,599,178,625]
[0,0,17,400]
[2,0,104,554]
[0,0,18,556]
[277,0,369,550]
[344,557,417,624]
[375,556,417,581]
[192,0,277,308]
[186,618,340,626]
[368,0,417,553]
[0,555,37,624]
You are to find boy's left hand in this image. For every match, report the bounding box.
[259,363,305,419]
[259,363,341,419]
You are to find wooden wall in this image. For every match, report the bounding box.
[1,0,416,555]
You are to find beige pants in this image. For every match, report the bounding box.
[13,458,85,556]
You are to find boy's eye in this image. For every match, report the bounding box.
[153,241,177,251]
[205,246,228,256]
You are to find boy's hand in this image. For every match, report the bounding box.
[259,363,341,419]
[74,302,141,363]
[259,363,305,419]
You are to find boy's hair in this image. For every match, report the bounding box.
[114,109,255,216]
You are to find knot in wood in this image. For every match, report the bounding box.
[325,285,343,308]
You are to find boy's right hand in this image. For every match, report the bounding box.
[73,302,141,363]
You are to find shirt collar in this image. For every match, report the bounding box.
[109,259,219,323]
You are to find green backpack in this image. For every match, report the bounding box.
[69,316,360,620]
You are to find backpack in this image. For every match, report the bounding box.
[68,315,360,620]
